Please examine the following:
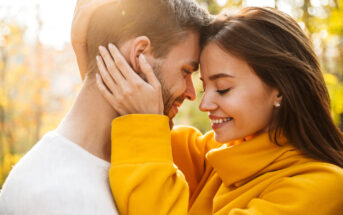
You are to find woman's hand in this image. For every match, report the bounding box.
[96,43,164,116]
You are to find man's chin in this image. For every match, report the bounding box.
[166,110,176,129]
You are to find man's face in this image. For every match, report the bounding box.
[152,31,200,126]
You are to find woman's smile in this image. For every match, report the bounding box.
[209,115,233,130]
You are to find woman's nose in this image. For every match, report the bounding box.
[199,92,217,112]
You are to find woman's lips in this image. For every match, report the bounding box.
[209,116,233,130]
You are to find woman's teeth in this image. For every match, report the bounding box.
[211,117,233,125]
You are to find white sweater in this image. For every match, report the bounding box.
[0,131,119,215]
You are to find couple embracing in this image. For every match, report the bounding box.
[1,0,343,214]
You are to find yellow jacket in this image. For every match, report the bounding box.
[109,114,343,215]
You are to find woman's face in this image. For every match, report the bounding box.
[199,42,282,142]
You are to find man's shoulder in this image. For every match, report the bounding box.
[2,131,61,181]
[3,131,110,187]
[0,131,118,215]
[4,131,76,180]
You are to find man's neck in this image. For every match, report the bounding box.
[56,78,118,162]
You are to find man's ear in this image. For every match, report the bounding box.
[129,36,151,73]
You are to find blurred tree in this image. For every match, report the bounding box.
[0,19,77,187]
[0,21,30,186]
[324,73,343,125]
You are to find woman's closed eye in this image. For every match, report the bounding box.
[216,88,231,95]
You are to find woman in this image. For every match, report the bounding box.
[96,7,343,215]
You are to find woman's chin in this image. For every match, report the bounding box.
[214,133,231,143]
[214,131,246,143]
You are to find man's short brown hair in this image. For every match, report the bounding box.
[86,0,212,78]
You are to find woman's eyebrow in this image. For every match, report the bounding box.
[208,73,235,81]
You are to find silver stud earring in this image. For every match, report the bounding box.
[275,102,281,107]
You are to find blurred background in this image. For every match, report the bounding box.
[0,0,342,187]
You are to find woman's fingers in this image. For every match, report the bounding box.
[96,43,164,116]
[98,46,127,89]
[96,73,126,115]
[96,55,117,93]
[139,54,161,89]
[108,43,141,82]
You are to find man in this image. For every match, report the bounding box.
[0,0,211,214]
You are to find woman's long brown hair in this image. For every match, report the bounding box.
[202,7,343,167]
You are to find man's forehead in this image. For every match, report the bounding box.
[164,31,200,68]
[168,31,200,54]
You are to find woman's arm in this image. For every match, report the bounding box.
[96,44,217,214]
[110,114,189,215]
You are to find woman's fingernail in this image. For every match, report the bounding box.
[108,43,115,50]
[99,46,105,52]
[140,54,146,62]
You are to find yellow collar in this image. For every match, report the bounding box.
[206,132,301,186]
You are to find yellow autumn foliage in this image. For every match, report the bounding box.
[0,153,22,187]
[324,73,343,123]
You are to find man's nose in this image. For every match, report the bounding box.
[184,77,196,101]
[199,91,217,112]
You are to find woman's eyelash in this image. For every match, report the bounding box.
[216,88,231,95]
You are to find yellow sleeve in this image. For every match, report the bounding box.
[229,164,343,215]
[171,126,219,198]
[109,114,189,215]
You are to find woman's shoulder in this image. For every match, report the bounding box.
[289,160,343,178]
[255,161,343,214]
[272,161,343,196]
[300,161,343,182]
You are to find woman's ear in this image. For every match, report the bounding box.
[273,91,283,108]
[129,36,151,73]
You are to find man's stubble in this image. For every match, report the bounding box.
[153,62,184,126]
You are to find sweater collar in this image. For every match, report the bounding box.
[206,132,299,187]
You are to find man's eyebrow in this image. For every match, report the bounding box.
[208,73,234,81]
